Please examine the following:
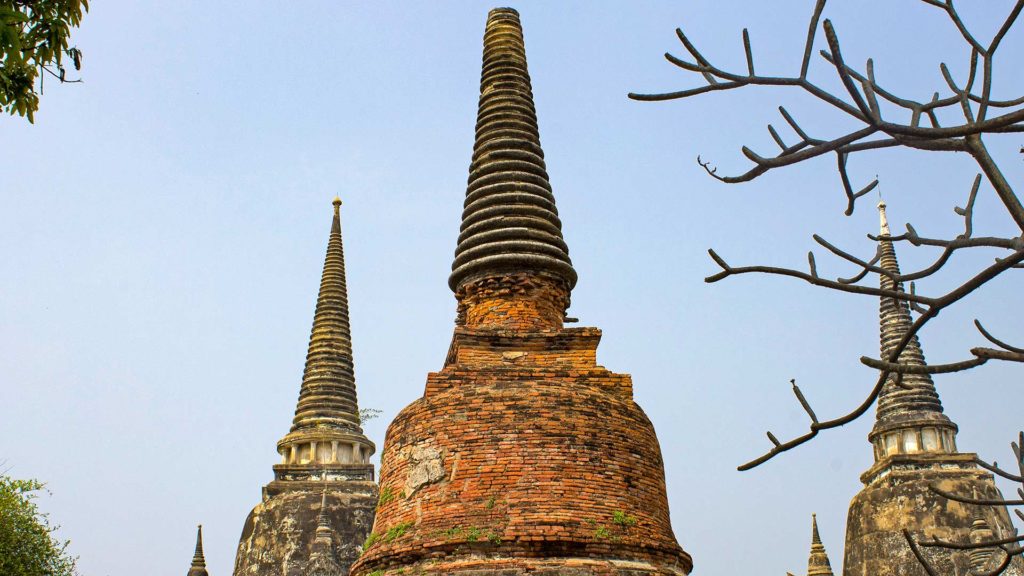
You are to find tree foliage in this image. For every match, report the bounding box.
[0,0,88,122]
[0,475,78,576]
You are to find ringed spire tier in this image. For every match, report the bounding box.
[868,200,957,464]
[450,8,576,331]
[275,197,375,481]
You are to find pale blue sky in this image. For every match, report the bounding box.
[2,2,1022,575]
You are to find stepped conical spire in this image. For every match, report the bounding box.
[187,525,209,576]
[274,198,374,481]
[292,197,360,431]
[450,8,576,330]
[806,515,834,576]
[869,200,957,461]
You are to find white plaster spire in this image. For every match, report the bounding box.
[878,199,891,236]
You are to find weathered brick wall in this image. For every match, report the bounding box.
[350,327,691,576]
[455,273,571,331]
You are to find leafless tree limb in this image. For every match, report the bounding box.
[630,0,1024,227]
[635,7,1024,572]
[639,0,1024,479]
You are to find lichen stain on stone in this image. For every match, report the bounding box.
[405,443,446,495]
[233,487,377,576]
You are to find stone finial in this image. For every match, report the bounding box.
[448,7,576,321]
[187,524,209,576]
[275,199,375,477]
[806,514,835,576]
[869,200,958,460]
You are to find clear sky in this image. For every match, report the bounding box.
[2,2,1022,575]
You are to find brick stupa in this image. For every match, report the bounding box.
[350,8,691,576]
[233,199,377,576]
[841,201,1021,575]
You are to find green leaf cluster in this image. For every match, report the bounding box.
[383,521,413,543]
[0,475,78,576]
[611,510,638,527]
[377,485,404,507]
[0,0,88,122]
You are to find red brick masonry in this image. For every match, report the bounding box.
[351,324,692,575]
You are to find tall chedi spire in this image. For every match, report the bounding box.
[842,201,1022,575]
[449,7,576,331]
[868,199,959,463]
[351,8,691,576]
[187,525,210,576]
[275,196,375,477]
[234,200,377,576]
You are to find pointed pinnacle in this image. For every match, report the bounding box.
[878,199,891,236]
[192,524,206,567]
[289,200,361,431]
[806,514,834,576]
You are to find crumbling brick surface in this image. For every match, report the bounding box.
[350,327,691,576]
[456,273,571,331]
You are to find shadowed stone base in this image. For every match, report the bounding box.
[844,455,1023,576]
[233,481,377,576]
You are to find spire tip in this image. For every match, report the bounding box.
[878,199,891,236]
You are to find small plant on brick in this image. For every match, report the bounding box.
[365,571,384,576]
[378,485,404,507]
[593,525,611,540]
[486,530,502,544]
[363,531,382,552]
[466,526,481,542]
[612,510,638,528]
[484,495,496,509]
[444,525,464,540]
[384,521,414,543]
